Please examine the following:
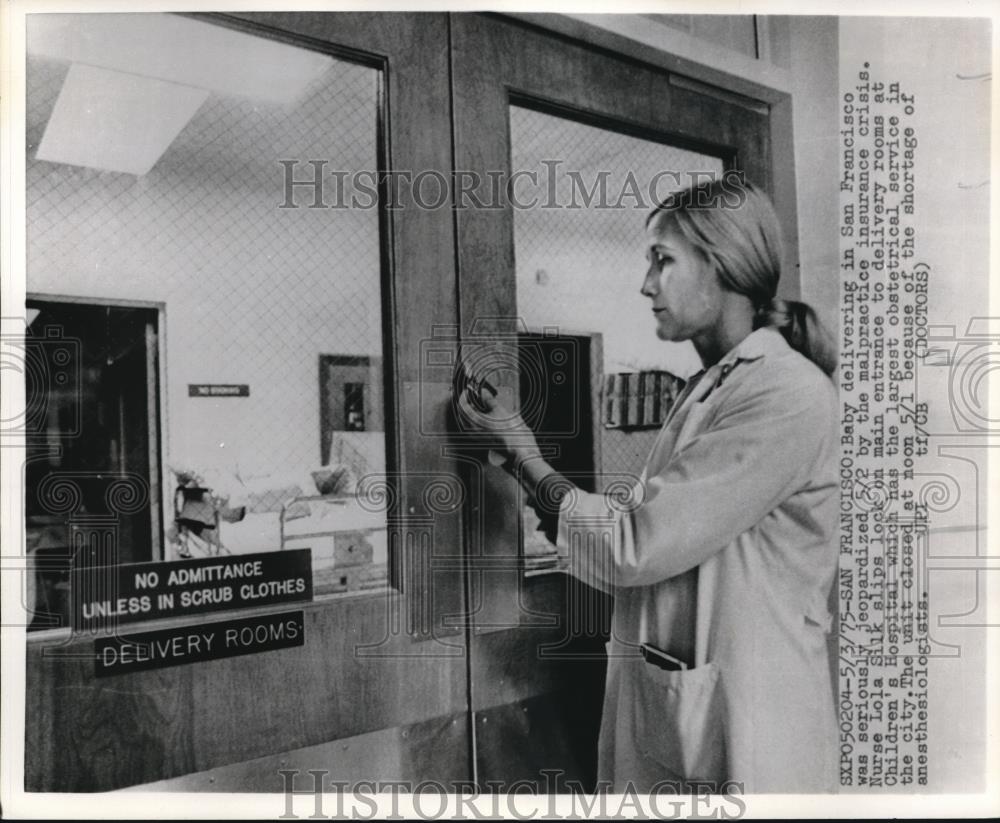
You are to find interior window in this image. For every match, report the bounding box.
[25,13,391,628]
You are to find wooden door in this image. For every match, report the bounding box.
[449,12,785,789]
[24,12,472,792]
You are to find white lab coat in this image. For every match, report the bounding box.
[556,327,839,793]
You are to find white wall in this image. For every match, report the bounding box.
[788,16,840,332]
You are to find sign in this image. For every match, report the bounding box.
[188,384,250,397]
[94,610,305,677]
[71,548,313,630]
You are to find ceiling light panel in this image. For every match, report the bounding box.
[35,63,210,175]
[27,13,332,106]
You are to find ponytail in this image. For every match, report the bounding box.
[755,298,837,378]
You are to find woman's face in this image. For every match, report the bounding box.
[642,213,725,343]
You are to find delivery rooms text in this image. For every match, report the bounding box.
[97,613,303,671]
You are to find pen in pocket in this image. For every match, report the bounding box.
[640,643,689,671]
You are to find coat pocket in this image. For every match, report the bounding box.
[625,658,726,784]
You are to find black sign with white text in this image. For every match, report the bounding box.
[94,610,305,677]
[71,549,313,630]
[188,384,250,397]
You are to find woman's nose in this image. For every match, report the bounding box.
[640,266,658,298]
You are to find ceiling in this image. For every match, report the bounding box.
[26,14,372,177]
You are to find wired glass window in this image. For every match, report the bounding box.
[25,13,391,624]
[508,105,724,564]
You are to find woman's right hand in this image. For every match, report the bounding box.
[453,379,533,458]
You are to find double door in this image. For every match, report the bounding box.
[25,10,782,792]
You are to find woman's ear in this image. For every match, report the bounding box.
[705,256,726,289]
[693,244,716,272]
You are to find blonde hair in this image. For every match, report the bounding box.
[648,176,837,377]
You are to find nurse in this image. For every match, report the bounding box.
[455,177,840,793]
